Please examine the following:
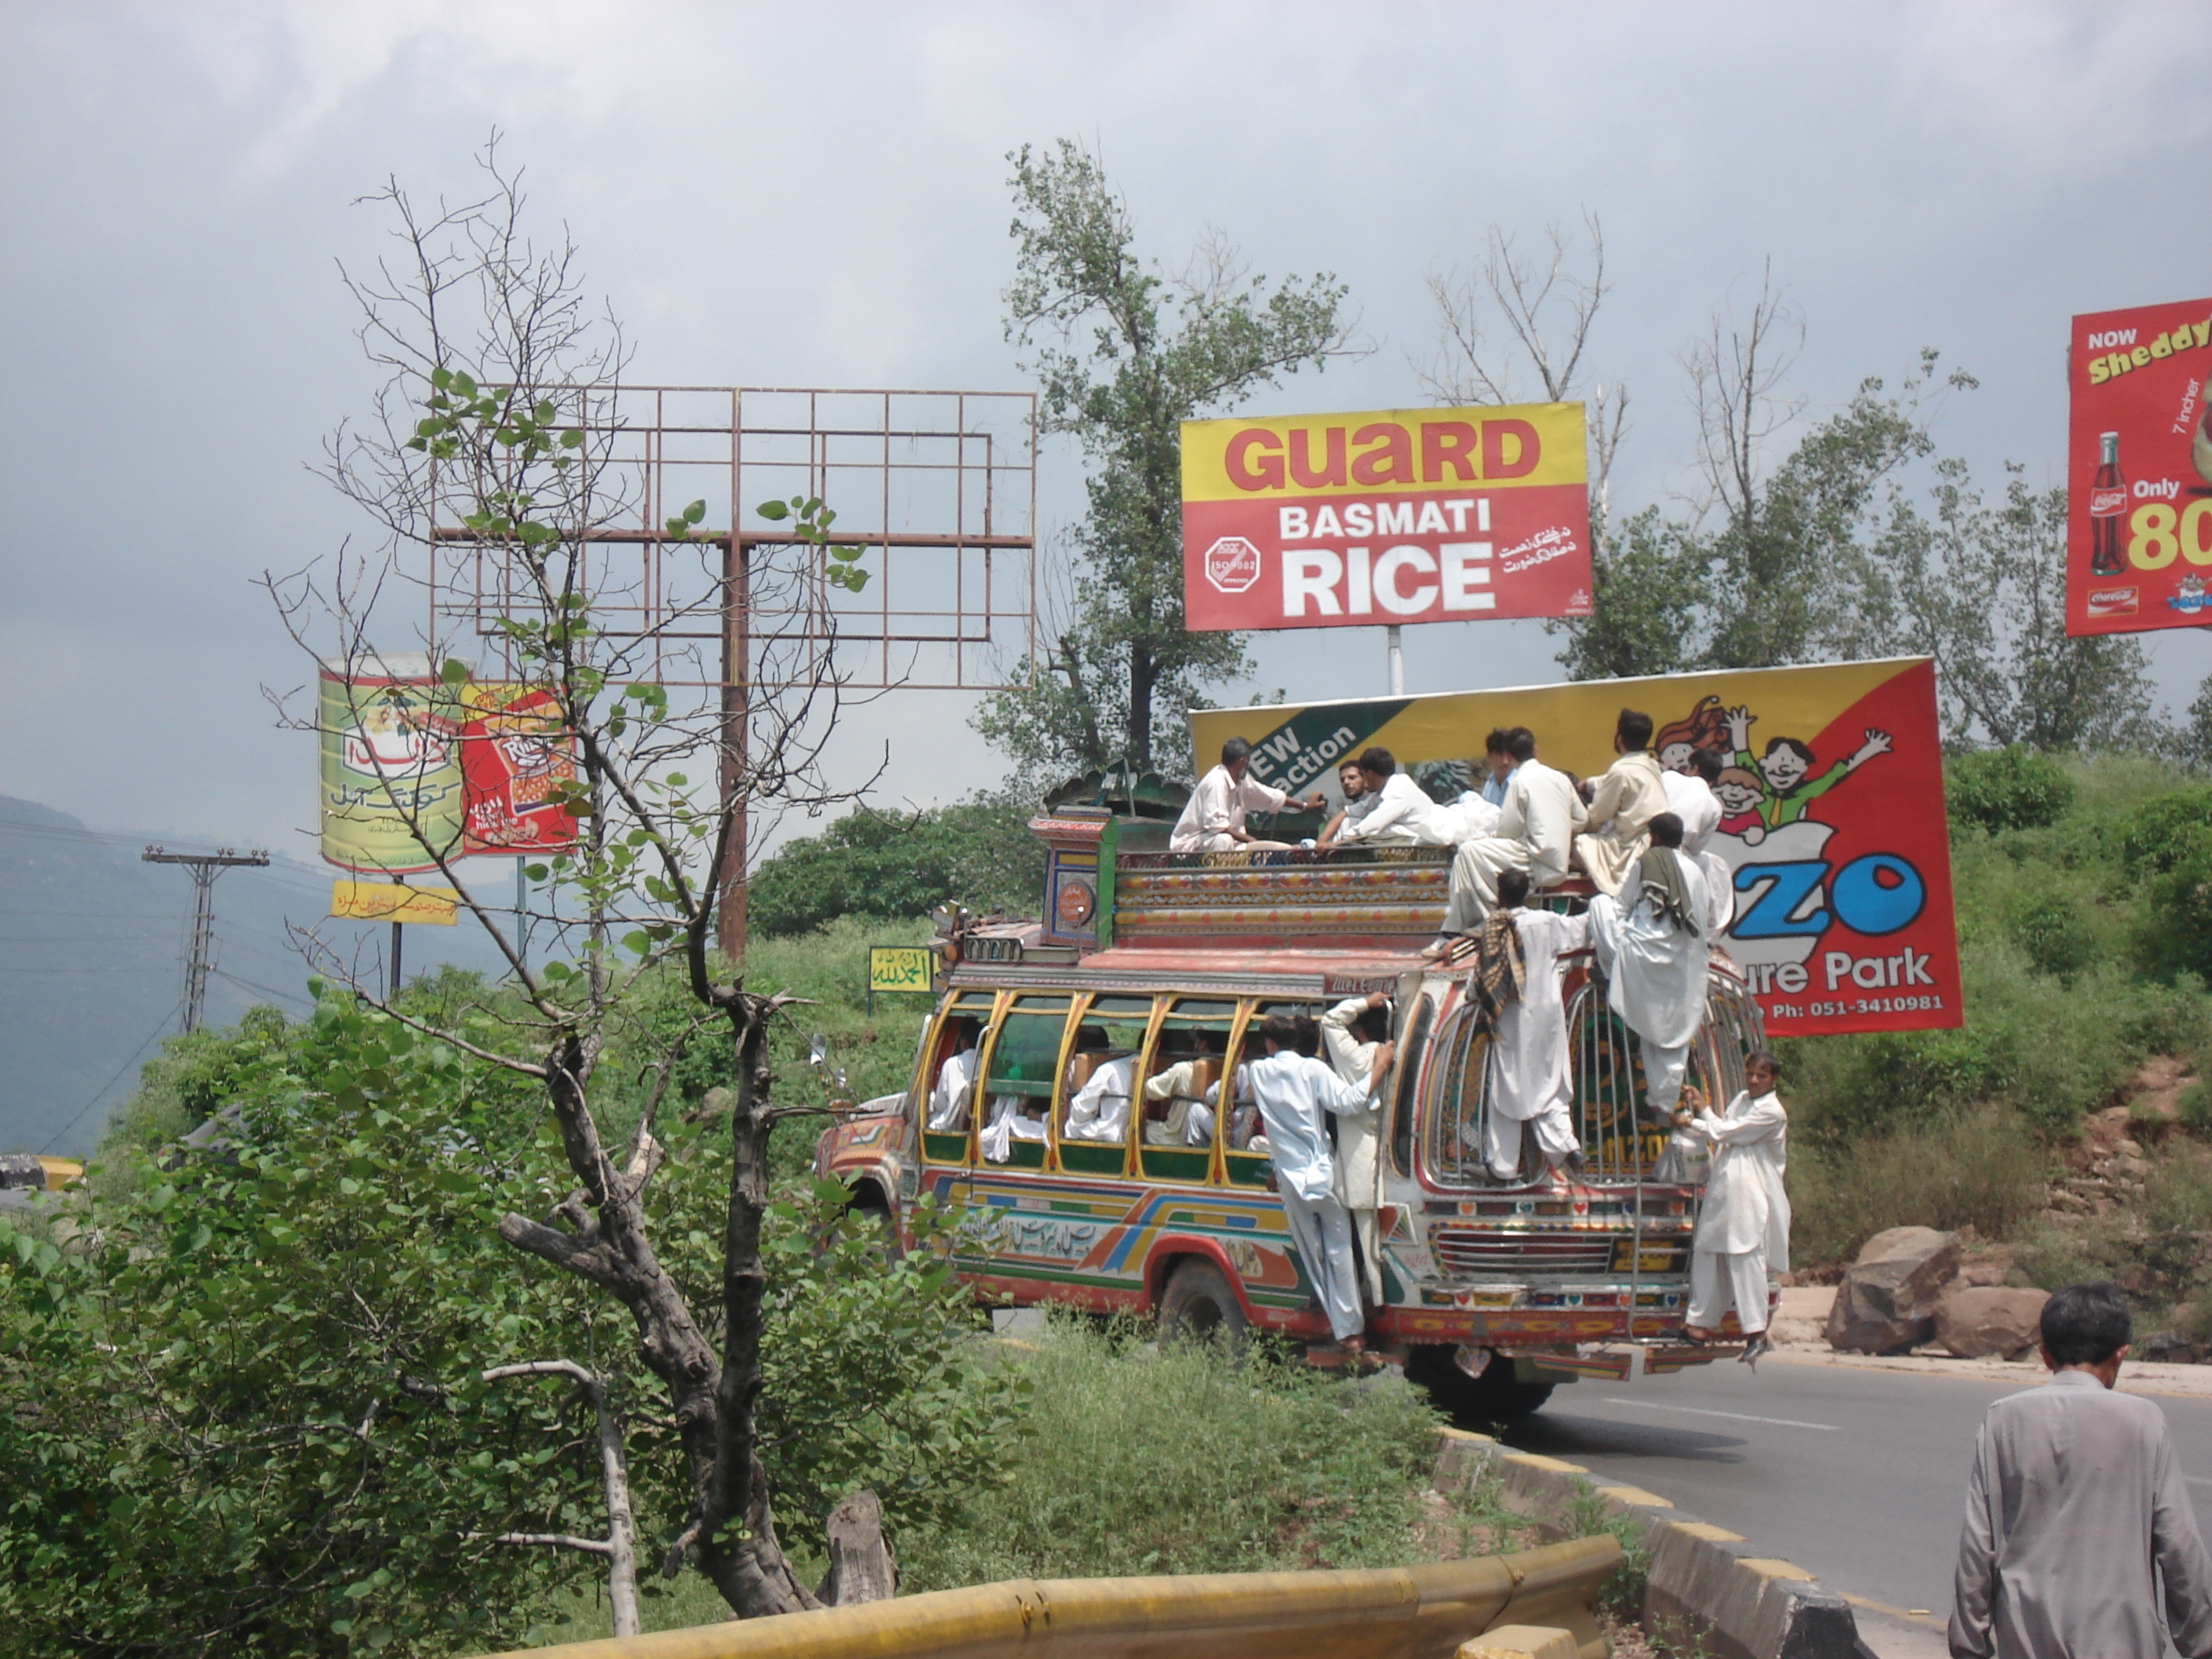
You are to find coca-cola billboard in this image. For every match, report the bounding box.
[1180,401,1592,632]
[2067,296,2212,636]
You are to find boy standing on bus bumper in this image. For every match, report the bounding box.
[1249,1014,1395,1350]
[1676,1051,1790,1362]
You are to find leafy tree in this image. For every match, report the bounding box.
[1,991,1019,1655]
[973,138,1361,782]
[749,794,1046,937]
[1945,745,2077,836]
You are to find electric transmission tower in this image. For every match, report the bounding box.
[142,846,270,1031]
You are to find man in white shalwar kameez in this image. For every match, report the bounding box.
[1480,869,1590,1185]
[1063,1049,1136,1144]
[1575,709,1673,897]
[1320,991,1393,1301]
[1324,749,1450,848]
[1142,1042,1220,1148]
[1587,812,1711,1122]
[1170,737,1326,853]
[1434,727,1587,944]
[1247,1014,1393,1350]
[925,1029,981,1130]
[1660,748,1725,858]
[1675,1051,1789,1363]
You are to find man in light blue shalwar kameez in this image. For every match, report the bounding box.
[1246,1013,1393,1353]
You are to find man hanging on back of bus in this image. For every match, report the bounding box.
[1250,1013,1395,1354]
[1587,811,1711,1125]
[1674,1050,1789,1364]
[1170,738,1328,853]
[1320,991,1393,1302]
[1479,868,1589,1188]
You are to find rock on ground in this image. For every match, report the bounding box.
[1827,1226,1961,1353]
[1934,1286,2049,1360]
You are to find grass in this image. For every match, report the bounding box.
[896,1313,1448,1588]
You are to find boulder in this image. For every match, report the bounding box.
[1935,1286,2049,1360]
[2143,1329,2200,1365]
[1826,1225,1961,1353]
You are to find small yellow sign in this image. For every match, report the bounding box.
[331,881,462,927]
[868,946,936,994]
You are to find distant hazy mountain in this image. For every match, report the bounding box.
[0,798,515,1156]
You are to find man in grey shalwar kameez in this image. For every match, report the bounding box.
[1950,1281,2212,1659]
[1587,812,1710,1122]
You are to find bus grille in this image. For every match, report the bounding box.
[1430,1229,1619,1276]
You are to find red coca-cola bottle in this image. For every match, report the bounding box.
[2089,431,2126,576]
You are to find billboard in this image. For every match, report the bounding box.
[320,661,579,873]
[2066,296,2212,634]
[1180,402,1591,632]
[331,881,461,926]
[1188,657,1960,1040]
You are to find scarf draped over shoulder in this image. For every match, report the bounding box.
[1636,846,1702,936]
[1474,909,1526,1025]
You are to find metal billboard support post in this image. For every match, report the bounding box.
[428,386,1040,969]
[141,846,271,1032]
[1386,624,1405,696]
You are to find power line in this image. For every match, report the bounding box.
[38,1000,183,1155]
[209,968,313,1010]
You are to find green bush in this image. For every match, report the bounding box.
[2114,786,2212,877]
[1946,746,2076,835]
[898,1314,1443,1588]
[2138,847,2212,985]
[2009,891,2098,982]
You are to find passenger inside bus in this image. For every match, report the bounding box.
[1142,1029,1221,1147]
[1062,1024,1137,1143]
[925,1017,983,1130]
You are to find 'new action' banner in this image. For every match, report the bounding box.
[1180,402,1592,632]
[1188,657,1960,1039]
[2066,295,2212,635]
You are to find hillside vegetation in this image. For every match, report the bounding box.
[1785,750,2212,1282]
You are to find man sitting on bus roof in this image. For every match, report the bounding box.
[1574,709,1672,897]
[1170,738,1327,854]
[1317,747,1448,848]
[1249,1013,1395,1354]
[1063,1026,1137,1144]
[1429,727,1587,953]
[1587,811,1711,1124]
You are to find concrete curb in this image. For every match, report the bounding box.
[1434,1428,1869,1659]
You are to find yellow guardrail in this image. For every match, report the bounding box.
[474,1533,1621,1659]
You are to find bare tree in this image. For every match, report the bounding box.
[262,139,891,1618]
[481,1360,643,1637]
[1419,211,1629,513]
[1676,258,1805,536]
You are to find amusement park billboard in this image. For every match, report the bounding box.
[317,659,580,874]
[1188,657,1960,1041]
[1180,401,1592,632]
[2067,295,2212,635]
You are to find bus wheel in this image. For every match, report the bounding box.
[1404,1346,1555,1424]
[1157,1259,1251,1350]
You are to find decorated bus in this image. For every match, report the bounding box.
[815,804,1768,1419]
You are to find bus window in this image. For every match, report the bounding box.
[975,996,1072,1170]
[1139,998,1237,1185]
[1058,996,1153,1177]
[920,994,997,1166]
[1220,999,1316,1189]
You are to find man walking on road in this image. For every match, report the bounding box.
[1950,1281,2212,1659]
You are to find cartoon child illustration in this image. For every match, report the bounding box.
[1726,705,1891,832]
[1712,765,1770,844]
[1654,695,1730,775]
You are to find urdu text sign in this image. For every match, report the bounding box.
[1180,401,1591,632]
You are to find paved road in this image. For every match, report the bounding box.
[1501,1354,2212,1652]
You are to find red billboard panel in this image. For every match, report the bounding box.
[2067,296,2212,635]
[1180,402,1593,632]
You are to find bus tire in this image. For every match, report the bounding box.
[1404,1345,1555,1423]
[1157,1259,1251,1350]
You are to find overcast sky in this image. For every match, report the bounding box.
[5,1,2210,865]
